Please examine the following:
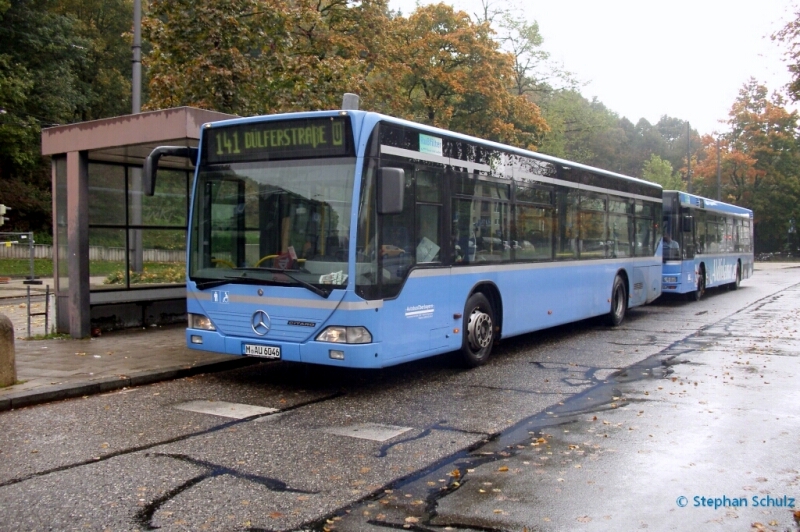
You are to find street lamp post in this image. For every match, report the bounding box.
[686,122,692,194]
[716,136,721,200]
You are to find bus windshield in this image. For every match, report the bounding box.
[189,157,356,293]
[662,209,682,262]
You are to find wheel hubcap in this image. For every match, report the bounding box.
[614,288,624,316]
[467,309,492,351]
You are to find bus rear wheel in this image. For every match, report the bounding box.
[459,293,495,368]
[730,264,741,290]
[690,267,705,301]
[606,275,627,326]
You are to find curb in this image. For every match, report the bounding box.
[0,357,262,412]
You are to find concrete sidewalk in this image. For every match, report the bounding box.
[0,277,258,412]
[0,325,257,411]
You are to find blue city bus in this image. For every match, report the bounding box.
[661,190,754,300]
[145,105,663,368]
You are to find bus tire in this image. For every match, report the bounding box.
[690,267,705,301]
[730,263,741,290]
[459,293,495,368]
[606,275,627,327]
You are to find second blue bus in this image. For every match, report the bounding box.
[662,191,754,300]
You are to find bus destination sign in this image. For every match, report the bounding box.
[204,116,352,164]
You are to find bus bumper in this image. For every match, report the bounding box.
[662,271,694,294]
[185,329,383,368]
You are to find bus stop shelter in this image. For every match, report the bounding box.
[41,107,235,338]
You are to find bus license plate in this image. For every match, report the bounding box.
[244,344,281,359]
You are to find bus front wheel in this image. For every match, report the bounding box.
[459,293,495,368]
[606,275,627,327]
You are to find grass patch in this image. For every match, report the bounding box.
[28,332,70,340]
[0,258,54,277]
[0,380,27,389]
[0,258,186,283]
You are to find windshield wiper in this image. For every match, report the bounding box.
[194,278,231,290]
[195,275,280,290]
[230,267,332,299]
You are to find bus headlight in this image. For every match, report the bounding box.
[188,313,216,331]
[316,326,372,344]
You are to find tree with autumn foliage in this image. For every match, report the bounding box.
[263,0,393,112]
[144,0,393,115]
[692,79,800,252]
[372,3,547,149]
[144,0,277,115]
[691,135,759,204]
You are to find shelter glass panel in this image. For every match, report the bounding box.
[89,164,126,226]
[130,168,189,227]
[89,228,126,289]
[55,156,69,292]
[129,229,186,286]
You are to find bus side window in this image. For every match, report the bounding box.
[379,163,415,298]
[633,201,654,257]
[415,169,443,263]
[417,205,441,262]
[555,188,578,260]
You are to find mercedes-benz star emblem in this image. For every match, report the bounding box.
[251,310,271,336]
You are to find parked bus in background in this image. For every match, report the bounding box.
[145,100,663,369]
[661,191,754,300]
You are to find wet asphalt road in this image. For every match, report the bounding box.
[0,265,798,531]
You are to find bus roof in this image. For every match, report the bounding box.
[202,109,663,194]
[664,190,753,218]
[364,111,662,192]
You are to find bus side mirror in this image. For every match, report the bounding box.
[144,146,199,196]
[682,215,694,233]
[377,168,405,215]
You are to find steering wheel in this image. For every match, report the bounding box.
[254,255,278,268]
[211,258,236,268]
[253,255,308,269]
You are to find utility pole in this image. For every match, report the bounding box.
[132,0,142,114]
[131,0,144,272]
